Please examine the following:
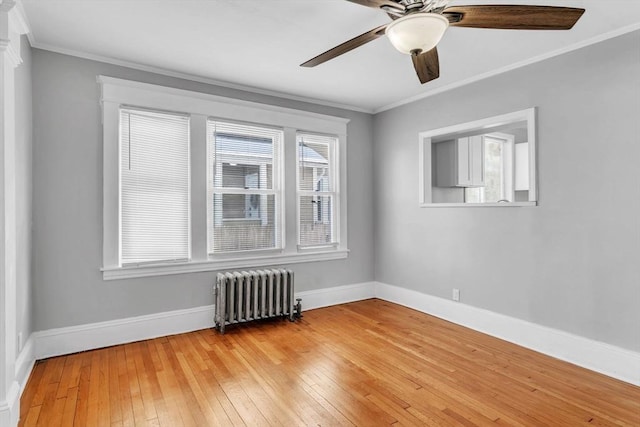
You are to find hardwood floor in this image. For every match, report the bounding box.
[19,299,640,426]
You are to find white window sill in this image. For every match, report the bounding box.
[420,202,537,208]
[102,249,349,280]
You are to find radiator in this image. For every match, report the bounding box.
[214,269,301,334]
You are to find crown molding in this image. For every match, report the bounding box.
[10,0,30,35]
[29,41,374,114]
[0,0,28,68]
[374,23,640,114]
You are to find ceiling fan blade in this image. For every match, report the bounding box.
[443,5,585,30]
[345,0,405,12]
[412,48,440,84]
[301,24,388,67]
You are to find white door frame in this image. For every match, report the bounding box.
[0,1,28,426]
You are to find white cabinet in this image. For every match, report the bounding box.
[514,142,530,191]
[435,136,484,187]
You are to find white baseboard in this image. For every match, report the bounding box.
[15,335,35,396]
[13,279,638,417]
[297,281,376,311]
[0,381,20,427]
[31,281,377,361]
[374,282,640,386]
[0,336,35,427]
[34,305,216,360]
[27,281,375,363]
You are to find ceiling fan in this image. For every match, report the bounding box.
[301,1,585,84]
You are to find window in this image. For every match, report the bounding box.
[208,120,283,253]
[464,134,514,203]
[119,108,190,265]
[99,76,349,279]
[297,133,337,248]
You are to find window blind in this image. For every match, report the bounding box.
[208,120,282,253]
[297,133,337,247]
[120,108,190,265]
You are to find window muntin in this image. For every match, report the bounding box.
[207,120,283,254]
[119,108,190,265]
[297,133,337,248]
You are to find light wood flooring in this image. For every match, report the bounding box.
[19,299,640,426]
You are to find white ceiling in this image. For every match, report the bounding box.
[19,0,640,113]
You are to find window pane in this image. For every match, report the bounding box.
[298,137,332,191]
[465,187,483,203]
[208,120,282,253]
[299,195,334,246]
[465,136,510,204]
[211,124,277,190]
[297,133,337,247]
[211,194,277,252]
[483,139,504,203]
[120,109,190,264]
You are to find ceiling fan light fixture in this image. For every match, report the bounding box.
[386,13,449,55]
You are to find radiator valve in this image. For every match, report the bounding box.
[293,298,303,320]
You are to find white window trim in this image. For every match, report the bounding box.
[418,107,537,208]
[99,76,349,280]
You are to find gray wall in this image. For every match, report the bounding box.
[16,35,33,348]
[373,31,640,352]
[32,50,374,330]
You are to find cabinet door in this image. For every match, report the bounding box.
[434,140,456,187]
[456,137,472,186]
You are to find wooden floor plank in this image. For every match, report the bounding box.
[20,404,41,427]
[60,386,78,426]
[72,353,91,427]
[18,299,640,427]
[123,344,149,425]
[30,358,63,408]
[229,330,340,426]
[85,350,102,427]
[167,335,232,425]
[34,382,58,427]
[19,361,47,420]
[150,340,192,427]
[115,346,135,427]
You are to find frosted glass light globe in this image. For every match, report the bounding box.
[386,13,449,55]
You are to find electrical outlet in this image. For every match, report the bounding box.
[18,332,23,352]
[452,288,460,302]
